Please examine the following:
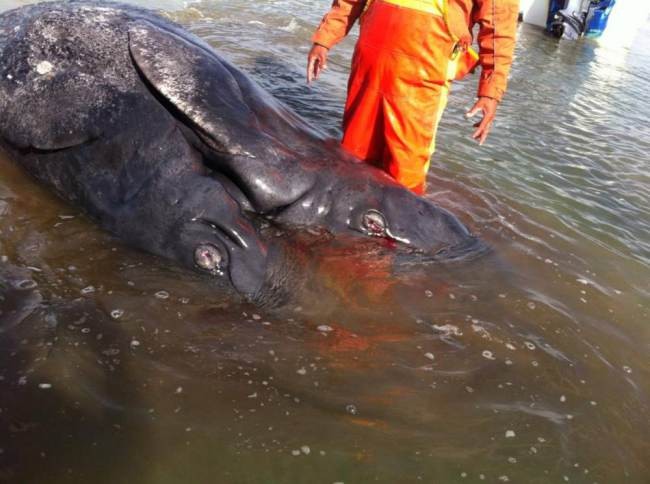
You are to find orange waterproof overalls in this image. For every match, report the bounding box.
[313,0,519,194]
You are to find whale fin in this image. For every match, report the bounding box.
[128,22,317,213]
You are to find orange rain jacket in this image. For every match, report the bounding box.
[312,0,519,102]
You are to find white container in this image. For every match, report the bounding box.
[519,0,550,27]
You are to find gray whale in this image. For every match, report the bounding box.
[0,2,479,302]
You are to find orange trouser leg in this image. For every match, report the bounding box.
[341,0,454,194]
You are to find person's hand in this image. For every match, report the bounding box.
[465,97,499,145]
[307,43,329,84]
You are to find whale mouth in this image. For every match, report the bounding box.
[431,236,491,262]
[391,236,492,267]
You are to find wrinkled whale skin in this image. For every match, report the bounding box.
[0,1,478,302]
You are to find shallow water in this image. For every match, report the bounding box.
[1,1,649,483]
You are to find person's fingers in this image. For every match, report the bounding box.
[473,118,493,145]
[466,105,481,118]
[317,54,328,79]
[472,114,490,140]
[467,97,498,145]
[307,55,328,84]
[308,56,320,84]
[307,56,315,83]
[479,122,493,145]
[472,111,487,136]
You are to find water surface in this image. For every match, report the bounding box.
[1,1,649,483]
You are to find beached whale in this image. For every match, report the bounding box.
[0,1,479,302]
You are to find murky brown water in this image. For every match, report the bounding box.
[1,1,649,483]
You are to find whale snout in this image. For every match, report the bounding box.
[383,191,471,251]
[342,185,473,255]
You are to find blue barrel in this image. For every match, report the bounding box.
[546,0,569,31]
[585,0,616,38]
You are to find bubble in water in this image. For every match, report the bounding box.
[432,324,462,336]
[301,445,311,455]
[16,279,37,290]
[524,341,536,350]
[622,365,632,374]
[110,309,124,320]
[345,404,358,415]
[424,352,435,361]
[482,350,495,360]
[81,286,95,295]
[317,325,333,333]
[505,430,515,438]
[38,383,52,389]
[527,302,536,310]
[279,17,298,33]
[155,290,170,300]
[296,367,307,375]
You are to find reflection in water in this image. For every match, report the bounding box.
[1,1,649,482]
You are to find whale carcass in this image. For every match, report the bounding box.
[0,2,480,302]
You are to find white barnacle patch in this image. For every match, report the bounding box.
[35,60,54,75]
[80,5,118,23]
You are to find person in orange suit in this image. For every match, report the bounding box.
[307,0,519,194]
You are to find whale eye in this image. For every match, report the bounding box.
[194,244,225,274]
[362,210,387,237]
